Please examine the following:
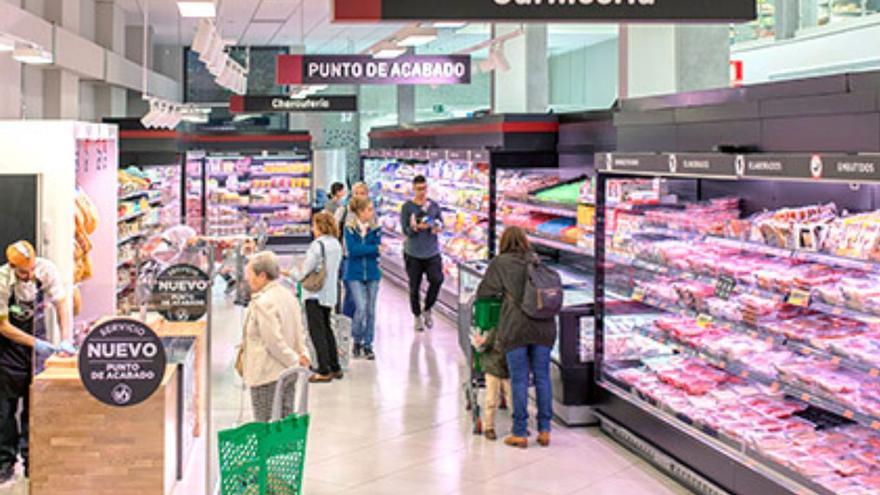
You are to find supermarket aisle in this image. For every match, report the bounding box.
[210,280,692,495]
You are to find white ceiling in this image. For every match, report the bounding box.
[118,1,617,56]
[119,0,405,52]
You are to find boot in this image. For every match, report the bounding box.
[537,431,551,447]
[504,436,528,449]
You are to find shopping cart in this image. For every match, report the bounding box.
[463,297,502,435]
[218,368,311,495]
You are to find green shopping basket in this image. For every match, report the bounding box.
[219,368,311,495]
[471,298,501,373]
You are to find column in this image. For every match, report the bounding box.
[492,23,549,114]
[95,0,127,118]
[397,85,416,125]
[43,69,79,119]
[42,0,81,119]
[619,24,730,99]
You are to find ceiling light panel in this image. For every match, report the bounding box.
[177,1,216,18]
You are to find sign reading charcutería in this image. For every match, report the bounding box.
[78,318,167,407]
[230,95,358,113]
[332,0,756,22]
[276,55,471,86]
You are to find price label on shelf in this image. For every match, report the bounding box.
[770,383,781,393]
[787,289,811,308]
[696,314,714,328]
[843,410,855,420]
[800,393,810,402]
[831,356,841,366]
[740,370,749,378]
[631,287,646,303]
[715,275,737,301]
[872,421,880,430]
[871,369,880,378]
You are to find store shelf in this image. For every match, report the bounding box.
[504,198,579,218]
[117,210,148,223]
[642,226,880,275]
[529,233,594,257]
[380,191,488,219]
[119,190,150,201]
[248,172,310,179]
[118,233,144,245]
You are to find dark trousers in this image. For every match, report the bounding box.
[404,254,444,317]
[0,393,28,471]
[305,300,341,375]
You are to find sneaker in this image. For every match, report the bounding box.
[423,310,434,329]
[363,346,375,360]
[414,317,425,333]
[353,343,362,358]
[0,464,14,484]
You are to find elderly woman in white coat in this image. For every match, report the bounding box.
[242,251,311,422]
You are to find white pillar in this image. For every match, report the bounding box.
[620,24,730,99]
[492,23,548,114]
[44,69,80,119]
[95,0,127,118]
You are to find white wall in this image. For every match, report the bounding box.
[625,25,677,98]
[734,17,880,83]
[549,38,618,112]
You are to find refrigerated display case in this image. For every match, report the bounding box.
[184,131,312,249]
[364,115,560,320]
[594,151,880,495]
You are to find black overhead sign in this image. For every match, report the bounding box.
[333,0,756,22]
[599,152,880,183]
[230,95,358,113]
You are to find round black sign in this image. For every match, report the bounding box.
[78,318,167,407]
[154,264,210,321]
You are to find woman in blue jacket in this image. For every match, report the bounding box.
[343,197,382,360]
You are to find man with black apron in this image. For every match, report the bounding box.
[0,241,71,483]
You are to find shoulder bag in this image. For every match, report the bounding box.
[301,240,327,292]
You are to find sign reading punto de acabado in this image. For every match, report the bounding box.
[332,0,756,22]
[276,55,471,86]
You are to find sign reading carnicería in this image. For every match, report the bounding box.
[154,264,210,321]
[276,55,471,86]
[332,0,756,21]
[78,318,167,407]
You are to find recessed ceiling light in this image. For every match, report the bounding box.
[433,22,467,29]
[177,1,216,18]
[0,37,14,52]
[397,27,438,47]
[372,41,406,60]
[12,43,52,65]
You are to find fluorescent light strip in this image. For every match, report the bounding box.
[177,1,216,18]
[397,34,437,47]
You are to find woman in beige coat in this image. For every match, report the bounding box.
[242,251,311,422]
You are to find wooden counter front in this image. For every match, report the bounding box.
[29,362,179,495]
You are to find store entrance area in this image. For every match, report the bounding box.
[206,280,689,495]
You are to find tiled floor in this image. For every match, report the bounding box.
[209,280,693,495]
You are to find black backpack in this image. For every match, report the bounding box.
[520,255,564,320]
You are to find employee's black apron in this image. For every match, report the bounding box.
[0,280,46,398]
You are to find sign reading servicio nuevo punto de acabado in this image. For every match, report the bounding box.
[332,0,756,22]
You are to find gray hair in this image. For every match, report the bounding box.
[248,251,280,280]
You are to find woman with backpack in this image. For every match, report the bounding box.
[343,197,382,361]
[476,226,558,449]
[290,212,343,383]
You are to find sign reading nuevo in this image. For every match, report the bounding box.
[276,55,471,86]
[332,0,756,22]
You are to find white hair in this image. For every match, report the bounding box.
[249,251,280,280]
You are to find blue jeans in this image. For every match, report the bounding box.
[349,280,379,347]
[342,280,356,318]
[506,345,553,437]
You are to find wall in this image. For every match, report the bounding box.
[415,71,491,122]
[359,85,398,150]
[550,38,618,112]
[734,17,880,83]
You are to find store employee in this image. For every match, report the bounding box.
[0,240,71,482]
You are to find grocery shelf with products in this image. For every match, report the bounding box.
[594,152,880,495]
[183,131,313,249]
[365,115,560,320]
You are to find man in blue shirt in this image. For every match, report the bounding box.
[400,175,445,332]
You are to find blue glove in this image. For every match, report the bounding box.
[34,339,58,357]
[58,340,77,355]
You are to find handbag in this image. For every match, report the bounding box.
[301,240,327,292]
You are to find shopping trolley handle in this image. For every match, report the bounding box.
[271,367,310,421]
